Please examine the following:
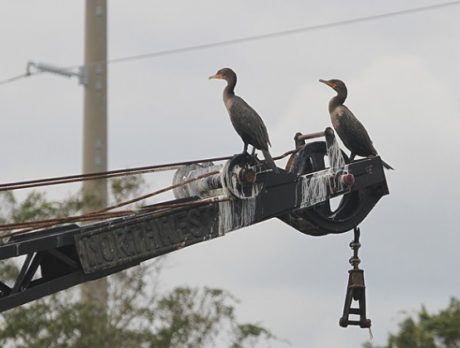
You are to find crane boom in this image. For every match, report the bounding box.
[0,128,389,312]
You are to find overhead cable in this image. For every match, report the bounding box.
[1,1,459,87]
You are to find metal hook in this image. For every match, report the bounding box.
[339,226,371,328]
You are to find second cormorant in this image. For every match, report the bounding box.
[209,68,278,172]
[319,78,393,170]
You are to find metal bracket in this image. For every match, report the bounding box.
[26,61,87,86]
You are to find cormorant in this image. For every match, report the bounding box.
[209,68,278,172]
[319,79,393,170]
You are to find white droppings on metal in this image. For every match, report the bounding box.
[0,228,12,245]
[324,135,352,194]
[218,196,256,235]
[218,199,234,235]
[230,166,240,192]
[240,197,256,226]
[251,182,262,198]
[299,171,330,208]
[192,164,222,195]
[327,136,346,171]
[173,163,222,199]
[222,163,262,199]
[297,137,351,208]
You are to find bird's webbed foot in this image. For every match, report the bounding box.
[242,143,248,154]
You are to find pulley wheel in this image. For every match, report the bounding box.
[222,153,264,199]
[284,141,382,235]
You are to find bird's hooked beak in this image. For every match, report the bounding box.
[209,73,223,80]
[319,79,336,89]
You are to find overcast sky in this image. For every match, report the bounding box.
[1,1,460,347]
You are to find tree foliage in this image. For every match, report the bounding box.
[364,298,460,348]
[0,178,276,347]
[0,264,274,348]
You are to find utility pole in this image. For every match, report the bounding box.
[81,0,108,307]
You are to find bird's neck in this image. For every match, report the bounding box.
[329,92,347,113]
[223,80,236,104]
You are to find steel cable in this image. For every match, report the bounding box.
[0,170,221,236]
[0,148,297,192]
[0,147,300,239]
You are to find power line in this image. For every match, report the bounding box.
[1,0,459,87]
[0,72,33,86]
[107,0,460,65]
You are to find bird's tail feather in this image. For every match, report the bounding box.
[382,160,394,170]
[262,150,279,173]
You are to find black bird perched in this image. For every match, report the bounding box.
[209,68,278,172]
[319,79,393,170]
